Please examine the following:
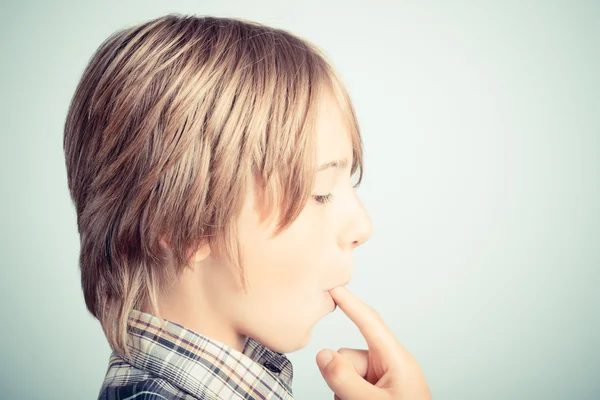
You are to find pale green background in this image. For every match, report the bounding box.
[1,0,599,399]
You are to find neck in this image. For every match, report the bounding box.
[141,268,248,353]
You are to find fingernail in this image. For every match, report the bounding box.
[317,350,334,369]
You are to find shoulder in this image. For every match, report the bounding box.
[98,377,201,400]
[99,355,201,399]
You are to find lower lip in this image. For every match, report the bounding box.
[324,291,336,310]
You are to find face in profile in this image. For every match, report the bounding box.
[204,89,373,354]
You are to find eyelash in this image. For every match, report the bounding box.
[313,193,333,204]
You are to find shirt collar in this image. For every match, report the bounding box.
[120,309,294,399]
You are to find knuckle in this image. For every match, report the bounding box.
[365,303,380,316]
[329,363,351,386]
[370,306,383,321]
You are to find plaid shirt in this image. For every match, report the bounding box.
[98,309,294,399]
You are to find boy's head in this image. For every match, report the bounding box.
[64,14,371,357]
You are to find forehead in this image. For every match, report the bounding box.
[315,90,353,162]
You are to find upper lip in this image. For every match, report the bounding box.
[325,279,351,291]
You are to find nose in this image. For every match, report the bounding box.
[341,188,373,250]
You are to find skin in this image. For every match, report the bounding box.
[155,88,372,354]
[316,286,432,400]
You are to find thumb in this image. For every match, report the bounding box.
[316,350,381,400]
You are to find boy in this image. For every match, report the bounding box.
[64,13,372,399]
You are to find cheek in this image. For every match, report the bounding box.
[239,237,330,319]
[243,212,331,285]
[233,232,336,351]
[246,238,324,298]
[235,206,336,327]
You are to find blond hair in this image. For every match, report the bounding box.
[63,14,363,358]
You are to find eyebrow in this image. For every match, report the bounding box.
[318,157,349,172]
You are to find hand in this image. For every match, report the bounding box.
[316,286,432,400]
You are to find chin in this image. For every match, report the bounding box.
[259,329,312,354]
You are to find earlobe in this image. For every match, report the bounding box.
[160,235,211,263]
[159,236,170,249]
[192,242,211,263]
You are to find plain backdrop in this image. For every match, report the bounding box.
[1,1,598,399]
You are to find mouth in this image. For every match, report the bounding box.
[324,279,351,292]
[322,279,349,312]
[324,291,337,311]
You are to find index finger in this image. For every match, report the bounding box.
[329,286,398,352]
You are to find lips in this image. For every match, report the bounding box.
[325,279,351,292]
[324,291,337,311]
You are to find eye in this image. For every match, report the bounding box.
[313,193,333,204]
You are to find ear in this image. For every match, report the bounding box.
[159,235,211,263]
[190,241,211,263]
[159,235,171,249]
